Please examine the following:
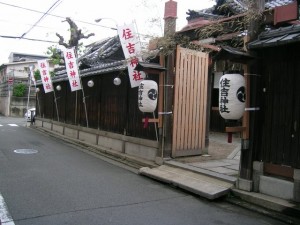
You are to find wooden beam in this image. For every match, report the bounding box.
[226,126,246,133]
[142,118,160,123]
[192,41,221,51]
[264,163,294,180]
[215,32,242,41]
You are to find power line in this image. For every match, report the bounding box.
[0,1,155,44]
[20,0,63,38]
[0,1,118,30]
[0,1,152,37]
[0,34,57,43]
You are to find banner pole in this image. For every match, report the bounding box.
[75,49,88,128]
[53,89,60,122]
[26,72,32,127]
[78,70,89,128]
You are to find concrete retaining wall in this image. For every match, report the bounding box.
[35,118,159,162]
[0,96,35,117]
[0,96,9,116]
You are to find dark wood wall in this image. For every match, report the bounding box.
[253,43,300,168]
[36,72,159,141]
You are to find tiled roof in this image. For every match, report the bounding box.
[52,61,127,83]
[187,0,295,20]
[79,35,123,67]
[225,0,248,14]
[45,36,127,84]
[265,0,294,9]
[45,36,162,84]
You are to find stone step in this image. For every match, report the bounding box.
[139,165,234,200]
[165,160,237,184]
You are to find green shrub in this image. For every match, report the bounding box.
[34,70,41,81]
[13,83,27,97]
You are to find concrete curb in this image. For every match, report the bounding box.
[227,189,300,225]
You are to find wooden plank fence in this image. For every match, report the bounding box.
[172,46,209,157]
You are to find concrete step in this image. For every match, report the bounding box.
[139,165,234,200]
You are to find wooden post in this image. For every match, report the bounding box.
[161,0,177,158]
[239,63,251,179]
[162,52,175,158]
[239,0,265,186]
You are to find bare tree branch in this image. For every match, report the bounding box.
[56,17,95,49]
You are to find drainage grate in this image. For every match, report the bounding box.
[13,149,38,154]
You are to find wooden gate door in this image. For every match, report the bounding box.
[172,46,209,157]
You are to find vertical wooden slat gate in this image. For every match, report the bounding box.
[172,46,209,157]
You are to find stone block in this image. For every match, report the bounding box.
[97,136,123,152]
[237,178,253,192]
[294,169,300,180]
[64,127,78,139]
[294,169,300,202]
[259,175,293,200]
[125,142,157,161]
[52,124,63,134]
[253,161,264,172]
[43,121,52,130]
[253,161,264,192]
[78,131,97,145]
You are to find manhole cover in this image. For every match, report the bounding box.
[14,149,38,154]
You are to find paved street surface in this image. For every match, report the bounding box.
[0,116,287,225]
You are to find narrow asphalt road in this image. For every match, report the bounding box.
[0,116,286,225]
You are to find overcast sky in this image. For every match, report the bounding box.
[0,0,215,64]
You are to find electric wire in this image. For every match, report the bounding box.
[0,1,122,30]
[0,1,152,38]
[0,35,57,43]
[20,0,63,38]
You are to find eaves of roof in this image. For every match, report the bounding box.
[213,45,256,63]
[134,62,166,73]
[36,60,127,85]
[248,24,300,49]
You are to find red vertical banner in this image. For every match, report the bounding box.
[63,48,82,92]
[37,60,53,93]
[117,23,146,88]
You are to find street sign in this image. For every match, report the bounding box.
[8,77,13,85]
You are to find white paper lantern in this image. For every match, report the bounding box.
[87,80,94,87]
[219,73,245,120]
[113,77,121,86]
[138,80,158,113]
